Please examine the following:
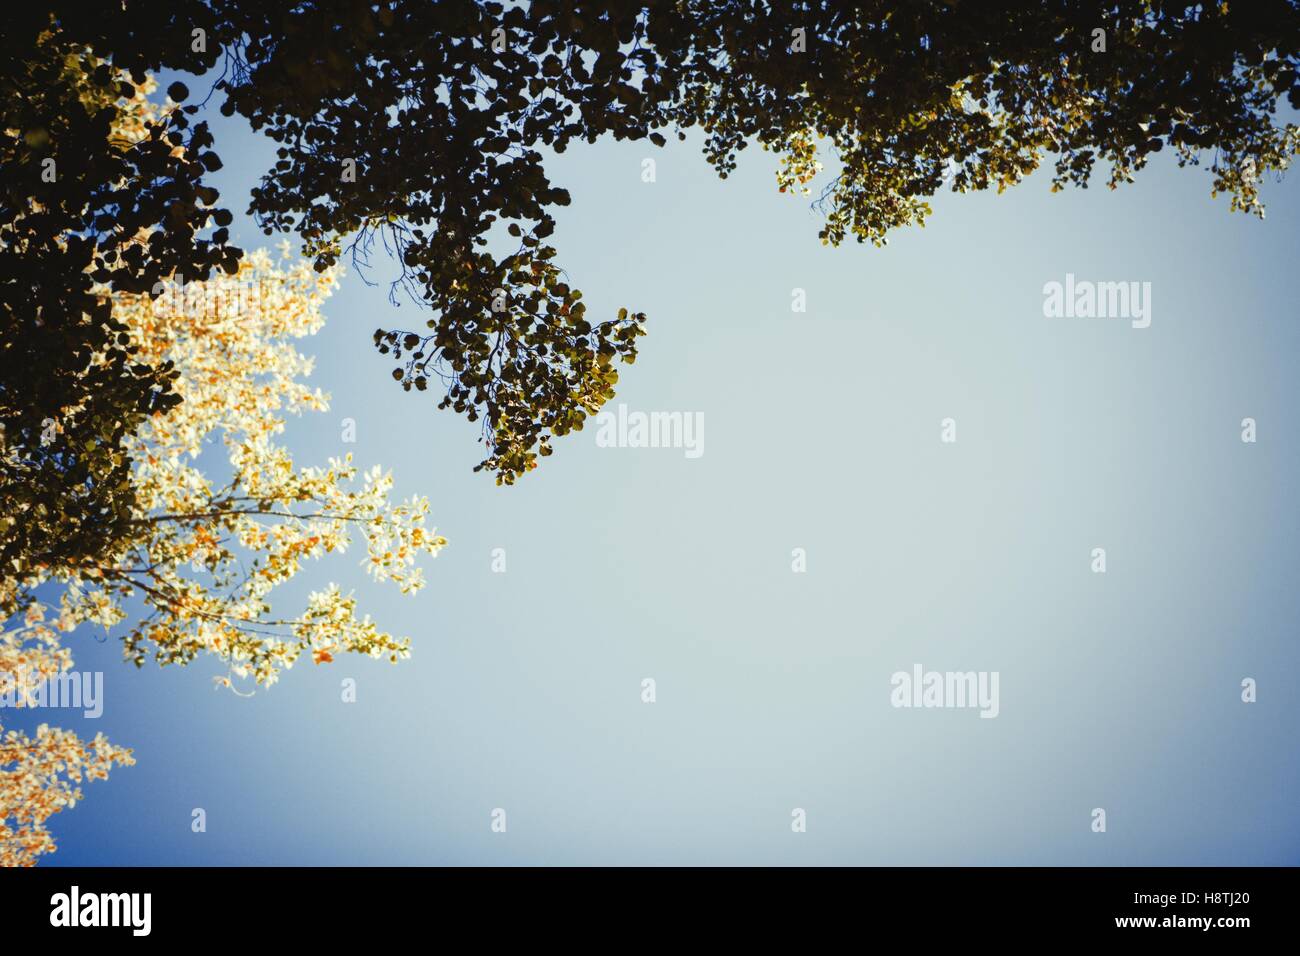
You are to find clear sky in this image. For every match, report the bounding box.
[20,72,1300,865]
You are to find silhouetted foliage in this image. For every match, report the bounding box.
[1,19,236,574]
[4,1,1299,516]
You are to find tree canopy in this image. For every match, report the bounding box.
[2,86,444,864]
[3,1,1299,557]
[1,32,237,575]
[2,242,445,865]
